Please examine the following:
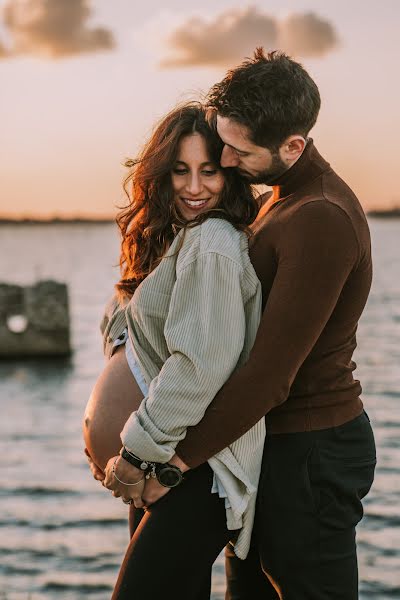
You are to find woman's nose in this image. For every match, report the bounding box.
[186,173,202,195]
[221,145,239,168]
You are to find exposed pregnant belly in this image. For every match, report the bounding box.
[83,346,144,471]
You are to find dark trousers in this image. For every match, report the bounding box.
[112,463,233,600]
[225,411,376,600]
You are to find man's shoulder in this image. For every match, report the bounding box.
[281,197,360,244]
[274,171,368,236]
[253,195,364,261]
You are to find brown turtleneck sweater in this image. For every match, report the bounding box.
[176,141,372,468]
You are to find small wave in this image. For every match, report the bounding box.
[361,580,400,597]
[0,546,116,561]
[358,539,399,556]
[42,581,112,593]
[364,512,400,528]
[4,433,48,441]
[375,420,400,428]
[381,390,400,398]
[63,559,118,573]
[0,517,126,530]
[0,564,42,576]
[0,486,82,497]
[41,517,127,530]
[0,547,56,561]
[71,554,116,565]
[365,509,400,522]
[374,465,400,473]
[0,518,32,528]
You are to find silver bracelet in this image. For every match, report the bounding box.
[112,457,145,486]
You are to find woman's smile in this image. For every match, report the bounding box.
[180,196,212,210]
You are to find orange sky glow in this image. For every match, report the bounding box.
[0,0,399,219]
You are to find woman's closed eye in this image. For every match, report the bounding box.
[172,168,218,176]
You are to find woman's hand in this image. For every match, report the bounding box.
[103,455,146,508]
[84,447,105,482]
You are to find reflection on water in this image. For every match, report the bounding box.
[0,220,399,598]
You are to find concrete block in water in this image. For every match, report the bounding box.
[0,280,71,357]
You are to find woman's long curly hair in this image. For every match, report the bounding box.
[115,101,259,299]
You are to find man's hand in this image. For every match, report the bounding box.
[141,453,190,506]
[103,455,145,508]
[84,447,105,482]
[142,477,171,506]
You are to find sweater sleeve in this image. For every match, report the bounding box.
[100,294,128,358]
[120,252,247,462]
[176,201,360,468]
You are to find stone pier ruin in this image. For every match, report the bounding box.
[0,280,71,357]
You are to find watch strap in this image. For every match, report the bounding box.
[121,447,153,472]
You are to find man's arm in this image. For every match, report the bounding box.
[176,201,360,468]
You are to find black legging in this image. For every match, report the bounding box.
[112,463,234,600]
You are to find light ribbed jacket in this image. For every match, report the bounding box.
[100,219,265,558]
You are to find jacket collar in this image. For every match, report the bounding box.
[267,139,331,200]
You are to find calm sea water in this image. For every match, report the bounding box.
[0,219,399,599]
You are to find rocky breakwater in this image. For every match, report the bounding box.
[0,280,71,357]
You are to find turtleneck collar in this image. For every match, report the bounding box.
[267,140,331,201]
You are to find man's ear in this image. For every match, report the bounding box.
[279,135,306,164]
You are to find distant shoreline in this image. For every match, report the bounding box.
[367,209,400,218]
[1,209,400,224]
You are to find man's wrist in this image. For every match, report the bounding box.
[169,453,190,473]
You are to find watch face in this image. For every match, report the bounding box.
[159,466,182,488]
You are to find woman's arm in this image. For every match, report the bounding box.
[120,251,252,462]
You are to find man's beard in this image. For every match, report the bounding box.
[239,152,288,185]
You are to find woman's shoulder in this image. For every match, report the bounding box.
[178,218,248,271]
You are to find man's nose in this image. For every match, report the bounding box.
[186,173,202,195]
[221,145,239,168]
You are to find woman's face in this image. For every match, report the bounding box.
[172,133,225,221]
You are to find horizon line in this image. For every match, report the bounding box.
[1,207,400,224]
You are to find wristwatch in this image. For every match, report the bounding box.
[121,447,183,488]
[155,462,184,488]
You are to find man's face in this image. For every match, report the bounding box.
[216,115,288,184]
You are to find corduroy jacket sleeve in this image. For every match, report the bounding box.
[176,200,360,468]
[120,251,248,462]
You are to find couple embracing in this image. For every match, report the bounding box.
[83,48,376,599]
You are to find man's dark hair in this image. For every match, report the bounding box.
[207,48,321,150]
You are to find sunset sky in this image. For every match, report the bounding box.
[0,0,399,218]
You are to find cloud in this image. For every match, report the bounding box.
[159,6,338,68]
[279,13,338,57]
[1,0,115,59]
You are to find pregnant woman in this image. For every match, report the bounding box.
[83,102,265,599]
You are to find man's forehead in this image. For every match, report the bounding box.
[216,115,253,149]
